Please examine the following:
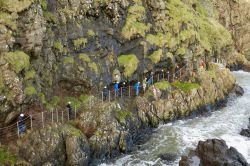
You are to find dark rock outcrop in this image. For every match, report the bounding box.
[179,139,248,166]
[240,118,250,138]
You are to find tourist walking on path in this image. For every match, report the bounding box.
[114,82,119,97]
[18,114,25,135]
[102,86,109,101]
[134,81,140,96]
[66,102,73,120]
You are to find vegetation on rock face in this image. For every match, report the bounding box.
[154,81,170,90]
[0,12,17,30]
[24,70,36,80]
[115,110,132,123]
[24,86,37,95]
[53,41,64,53]
[0,0,33,12]
[0,147,16,165]
[172,81,200,92]
[148,49,163,64]
[118,54,139,77]
[73,38,88,49]
[78,54,91,63]
[63,56,74,65]
[88,62,98,73]
[5,51,30,73]
[121,0,151,39]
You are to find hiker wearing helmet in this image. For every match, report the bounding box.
[134,81,140,96]
[66,102,73,120]
[102,86,109,101]
[18,114,25,135]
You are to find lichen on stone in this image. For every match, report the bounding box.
[118,54,139,77]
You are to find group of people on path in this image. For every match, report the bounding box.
[102,73,155,101]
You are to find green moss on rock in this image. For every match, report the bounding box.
[78,53,91,63]
[148,49,163,64]
[73,38,87,48]
[115,110,132,124]
[0,147,16,165]
[154,81,170,90]
[5,51,30,73]
[53,41,63,53]
[0,12,16,30]
[24,86,37,95]
[172,81,200,92]
[121,1,151,39]
[118,54,139,77]
[24,70,36,80]
[88,62,98,73]
[63,56,74,65]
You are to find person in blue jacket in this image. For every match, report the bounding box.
[134,81,140,96]
[18,114,25,135]
[114,82,119,97]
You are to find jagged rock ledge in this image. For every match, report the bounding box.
[179,139,248,166]
[10,67,244,165]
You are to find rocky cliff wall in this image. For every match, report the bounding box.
[0,0,246,122]
[11,65,240,165]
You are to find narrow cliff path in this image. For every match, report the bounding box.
[102,71,250,166]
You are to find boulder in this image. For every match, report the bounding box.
[233,84,244,96]
[179,139,248,166]
[159,153,178,162]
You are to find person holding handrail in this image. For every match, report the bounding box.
[102,86,109,101]
[134,81,140,96]
[18,114,25,135]
[66,102,73,120]
[114,81,119,97]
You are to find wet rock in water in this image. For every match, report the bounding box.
[179,139,248,166]
[159,153,178,162]
[240,118,250,138]
[233,84,244,96]
[240,129,250,137]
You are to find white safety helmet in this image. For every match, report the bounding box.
[138,82,140,84]
[68,101,71,104]
[104,86,107,88]
[20,114,24,117]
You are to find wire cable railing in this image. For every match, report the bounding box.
[0,58,225,144]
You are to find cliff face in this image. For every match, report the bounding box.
[213,0,250,59]
[13,65,238,165]
[1,0,245,122]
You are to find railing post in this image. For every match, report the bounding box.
[108,91,111,102]
[173,73,175,82]
[56,108,59,123]
[62,111,64,122]
[121,87,123,99]
[67,109,69,121]
[157,73,160,82]
[115,91,117,100]
[101,92,104,104]
[52,109,54,123]
[129,86,131,98]
[30,115,32,130]
[17,122,19,138]
[167,72,170,81]
[74,106,77,120]
[42,112,44,128]
[89,97,92,109]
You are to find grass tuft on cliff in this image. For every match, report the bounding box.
[24,86,37,95]
[73,38,87,48]
[121,1,151,39]
[0,0,33,12]
[5,51,30,73]
[148,49,163,64]
[115,110,132,124]
[0,147,16,165]
[172,81,200,92]
[118,54,139,77]
[154,81,170,90]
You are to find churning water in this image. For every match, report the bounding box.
[101,71,250,166]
